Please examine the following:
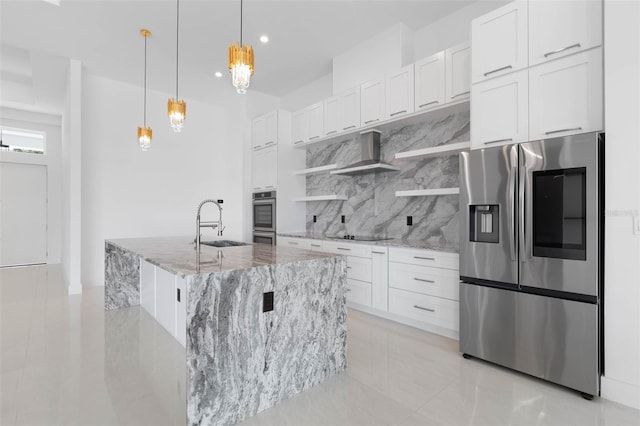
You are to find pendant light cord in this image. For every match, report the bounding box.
[176,0,180,99]
[144,34,147,126]
[240,0,243,47]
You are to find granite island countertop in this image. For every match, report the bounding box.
[107,236,338,277]
[277,232,459,253]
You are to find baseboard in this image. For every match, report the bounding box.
[601,376,640,409]
[67,283,83,295]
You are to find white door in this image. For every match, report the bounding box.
[264,111,278,146]
[529,48,603,140]
[415,51,445,111]
[471,69,529,149]
[0,162,47,267]
[385,64,415,119]
[264,145,278,190]
[446,42,471,102]
[252,115,266,149]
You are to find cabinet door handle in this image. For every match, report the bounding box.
[544,43,581,58]
[346,266,352,269]
[343,125,357,131]
[414,277,435,283]
[484,138,513,145]
[176,288,181,302]
[288,241,299,245]
[337,247,351,251]
[390,110,407,117]
[483,65,512,77]
[372,251,386,254]
[451,91,470,100]
[309,136,320,140]
[364,119,379,124]
[414,256,435,261]
[346,288,352,292]
[545,127,582,135]
[264,141,276,146]
[265,186,274,189]
[293,140,304,145]
[254,144,263,149]
[311,244,321,247]
[413,305,435,312]
[326,130,338,135]
[418,101,439,108]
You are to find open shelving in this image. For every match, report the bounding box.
[293,164,338,175]
[395,188,460,197]
[395,141,470,160]
[293,195,348,202]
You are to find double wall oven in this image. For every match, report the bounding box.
[459,132,604,398]
[253,191,276,245]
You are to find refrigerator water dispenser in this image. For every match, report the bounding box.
[469,205,499,243]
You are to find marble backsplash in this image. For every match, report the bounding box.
[305,111,469,248]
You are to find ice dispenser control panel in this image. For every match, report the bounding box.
[469,205,499,243]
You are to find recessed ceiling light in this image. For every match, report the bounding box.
[214,71,223,78]
[259,35,269,44]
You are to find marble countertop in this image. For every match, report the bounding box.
[277,232,459,253]
[106,236,337,277]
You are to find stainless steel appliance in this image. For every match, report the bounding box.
[459,132,604,398]
[253,191,276,244]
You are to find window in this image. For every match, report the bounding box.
[0,128,46,154]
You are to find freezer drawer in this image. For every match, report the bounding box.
[460,283,599,396]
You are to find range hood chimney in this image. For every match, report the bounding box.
[330,130,400,176]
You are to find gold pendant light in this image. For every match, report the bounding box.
[228,0,254,94]
[138,29,152,151]
[168,0,186,131]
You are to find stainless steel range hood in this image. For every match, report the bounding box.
[330,131,399,176]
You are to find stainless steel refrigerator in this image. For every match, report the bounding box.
[459,132,603,398]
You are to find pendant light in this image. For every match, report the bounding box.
[228,0,254,94]
[168,0,186,131]
[138,29,152,151]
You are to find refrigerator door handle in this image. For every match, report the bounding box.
[519,165,527,263]
[508,166,517,261]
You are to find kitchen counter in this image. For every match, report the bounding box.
[277,232,459,253]
[104,237,347,426]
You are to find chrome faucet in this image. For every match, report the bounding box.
[195,199,224,251]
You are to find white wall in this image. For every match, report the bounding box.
[333,23,414,94]
[0,107,62,265]
[80,73,244,287]
[413,1,510,61]
[601,0,640,409]
[280,73,333,112]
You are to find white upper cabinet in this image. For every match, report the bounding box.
[414,51,445,111]
[292,109,308,145]
[446,42,471,102]
[324,96,340,137]
[529,0,602,66]
[251,145,277,190]
[529,48,603,140]
[340,87,361,132]
[252,111,278,149]
[471,69,529,149]
[471,0,528,83]
[307,102,324,142]
[385,64,415,119]
[361,78,385,127]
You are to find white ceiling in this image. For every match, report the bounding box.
[0,0,476,112]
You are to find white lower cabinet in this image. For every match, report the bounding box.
[371,248,389,311]
[388,288,459,331]
[175,276,186,347]
[346,256,372,283]
[346,279,372,306]
[140,259,156,316]
[155,267,177,337]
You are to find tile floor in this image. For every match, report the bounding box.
[1,264,639,426]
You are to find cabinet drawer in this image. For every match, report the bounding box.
[347,279,372,307]
[347,256,372,283]
[389,262,459,301]
[322,241,372,258]
[278,237,311,250]
[388,247,458,270]
[389,288,459,330]
[308,240,324,251]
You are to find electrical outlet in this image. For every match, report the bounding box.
[407,216,413,226]
[313,215,317,223]
[217,199,223,204]
[341,215,345,223]
[263,292,274,312]
[634,215,640,235]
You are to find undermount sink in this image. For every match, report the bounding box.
[200,240,248,248]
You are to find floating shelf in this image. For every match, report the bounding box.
[395,188,460,197]
[395,141,470,161]
[329,163,400,176]
[294,195,348,202]
[293,99,469,150]
[293,164,338,175]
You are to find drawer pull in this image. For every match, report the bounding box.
[372,251,386,254]
[337,247,351,251]
[483,65,512,77]
[413,256,435,261]
[451,91,470,100]
[413,305,435,313]
[390,110,407,117]
[414,277,435,284]
[484,138,513,145]
[288,242,299,245]
[544,43,581,58]
[418,100,438,108]
[311,244,321,247]
[545,127,582,135]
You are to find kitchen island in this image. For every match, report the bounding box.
[104,237,347,426]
